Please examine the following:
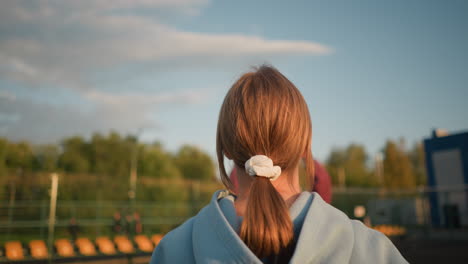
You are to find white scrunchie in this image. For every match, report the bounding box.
[244,155,282,181]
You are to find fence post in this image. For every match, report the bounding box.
[40,200,47,238]
[96,200,101,237]
[48,173,59,264]
[6,178,16,241]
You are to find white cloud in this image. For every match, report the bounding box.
[0,0,209,23]
[84,89,207,106]
[0,86,211,143]
[0,0,332,142]
[0,90,16,101]
[0,1,331,90]
[0,92,154,143]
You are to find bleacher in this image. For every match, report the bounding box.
[0,234,163,264]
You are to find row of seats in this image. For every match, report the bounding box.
[2,234,164,261]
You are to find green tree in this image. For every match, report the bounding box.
[382,140,416,188]
[174,145,215,181]
[0,138,7,175]
[4,141,34,170]
[33,144,59,172]
[59,136,90,173]
[89,132,132,178]
[139,143,181,179]
[326,144,375,187]
[326,148,346,186]
[409,142,427,186]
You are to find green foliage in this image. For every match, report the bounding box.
[0,134,218,202]
[383,140,416,188]
[33,144,59,172]
[4,140,34,170]
[59,136,90,173]
[0,133,427,200]
[89,132,133,178]
[0,134,223,237]
[0,138,7,175]
[174,145,216,181]
[326,140,425,189]
[409,142,427,186]
[0,132,432,238]
[138,143,181,179]
[326,144,376,187]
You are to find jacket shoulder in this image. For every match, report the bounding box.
[150,217,196,264]
[349,220,408,264]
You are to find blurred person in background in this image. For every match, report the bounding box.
[133,212,143,234]
[124,213,135,237]
[151,66,407,263]
[112,211,123,234]
[68,217,80,241]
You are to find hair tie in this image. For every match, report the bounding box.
[244,155,282,181]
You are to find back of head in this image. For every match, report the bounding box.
[216,65,314,259]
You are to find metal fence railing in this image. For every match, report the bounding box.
[332,186,468,230]
[2,186,468,244]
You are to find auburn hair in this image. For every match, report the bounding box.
[216,65,314,259]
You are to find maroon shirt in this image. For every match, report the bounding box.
[312,160,332,203]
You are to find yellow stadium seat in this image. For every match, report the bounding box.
[96,236,116,255]
[372,225,407,237]
[113,236,134,254]
[134,235,154,252]
[29,240,48,259]
[75,237,97,256]
[151,234,164,247]
[55,239,75,257]
[5,241,24,260]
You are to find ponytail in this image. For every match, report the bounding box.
[216,65,314,260]
[239,177,294,258]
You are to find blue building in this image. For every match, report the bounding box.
[424,129,468,228]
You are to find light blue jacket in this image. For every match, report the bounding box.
[150,190,408,263]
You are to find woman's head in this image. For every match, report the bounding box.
[216,65,314,258]
[217,65,313,190]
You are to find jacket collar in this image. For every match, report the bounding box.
[290,193,354,263]
[192,190,261,263]
[192,190,355,264]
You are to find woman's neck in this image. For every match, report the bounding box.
[233,166,301,217]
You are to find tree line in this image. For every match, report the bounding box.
[0,132,427,197]
[0,132,215,181]
[0,133,427,236]
[325,139,426,189]
[0,132,219,203]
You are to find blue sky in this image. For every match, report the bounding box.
[0,0,467,161]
